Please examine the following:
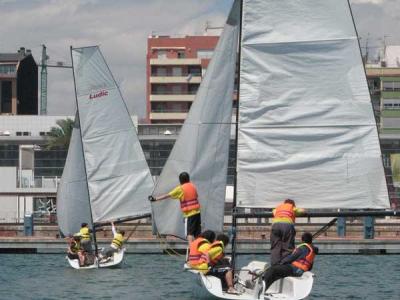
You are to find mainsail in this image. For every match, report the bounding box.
[151,0,240,239]
[236,0,390,209]
[57,46,154,236]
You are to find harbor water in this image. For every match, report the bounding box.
[0,254,399,299]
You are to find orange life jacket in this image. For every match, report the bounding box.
[291,243,315,271]
[180,182,200,213]
[188,238,210,266]
[273,203,295,223]
[208,241,224,266]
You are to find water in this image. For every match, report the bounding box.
[0,254,399,299]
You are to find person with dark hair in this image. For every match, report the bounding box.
[150,171,201,245]
[66,235,85,266]
[205,233,240,295]
[264,232,317,291]
[270,199,305,265]
[188,230,216,272]
[75,222,93,254]
[99,222,125,262]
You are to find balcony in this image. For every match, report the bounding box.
[150,112,188,120]
[150,94,196,102]
[150,58,201,65]
[150,75,202,84]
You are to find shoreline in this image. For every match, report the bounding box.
[0,237,399,254]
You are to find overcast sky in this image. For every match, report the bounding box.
[0,0,399,118]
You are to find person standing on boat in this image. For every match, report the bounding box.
[270,199,305,265]
[188,230,215,272]
[205,233,240,295]
[75,222,93,254]
[264,232,317,291]
[99,221,125,262]
[150,172,201,245]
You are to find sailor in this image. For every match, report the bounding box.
[75,222,93,254]
[205,234,240,295]
[150,172,201,245]
[264,232,317,291]
[188,230,215,272]
[100,222,125,262]
[67,235,85,266]
[270,199,305,265]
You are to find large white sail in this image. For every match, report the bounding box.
[151,0,240,239]
[71,46,154,224]
[57,115,92,236]
[236,0,390,209]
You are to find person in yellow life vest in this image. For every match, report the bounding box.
[100,222,125,262]
[264,232,317,291]
[188,230,215,273]
[66,235,85,266]
[270,199,305,265]
[75,222,93,254]
[150,172,201,245]
[205,234,240,295]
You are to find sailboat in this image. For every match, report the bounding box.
[152,0,395,298]
[57,46,154,269]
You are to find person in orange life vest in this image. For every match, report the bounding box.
[150,172,201,245]
[270,199,305,265]
[264,232,318,291]
[206,234,240,295]
[188,230,215,273]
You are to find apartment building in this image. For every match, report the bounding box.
[146,35,219,123]
[0,47,38,115]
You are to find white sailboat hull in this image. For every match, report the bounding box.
[185,261,313,300]
[67,249,125,270]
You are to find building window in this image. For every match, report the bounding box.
[16,132,22,136]
[383,81,400,91]
[0,64,16,74]
[158,50,167,59]
[177,51,185,58]
[197,50,214,59]
[172,67,182,76]
[188,66,201,76]
[23,132,31,136]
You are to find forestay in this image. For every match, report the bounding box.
[71,46,154,224]
[57,115,92,236]
[151,0,240,239]
[236,0,390,209]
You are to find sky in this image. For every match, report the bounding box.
[0,0,399,118]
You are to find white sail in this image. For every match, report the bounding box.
[71,46,154,224]
[236,0,390,209]
[57,115,92,236]
[151,0,240,239]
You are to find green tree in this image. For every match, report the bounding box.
[46,118,74,150]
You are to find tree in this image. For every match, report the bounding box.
[46,118,74,150]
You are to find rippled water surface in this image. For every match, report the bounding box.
[0,254,399,299]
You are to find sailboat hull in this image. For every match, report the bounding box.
[67,249,125,270]
[185,261,313,300]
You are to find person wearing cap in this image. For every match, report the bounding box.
[270,199,305,265]
[150,172,201,245]
[264,232,317,291]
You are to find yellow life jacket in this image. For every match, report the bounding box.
[79,227,91,241]
[208,241,224,266]
[112,233,124,249]
[70,240,80,253]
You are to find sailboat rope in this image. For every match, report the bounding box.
[156,233,184,258]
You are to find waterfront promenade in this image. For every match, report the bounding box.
[0,218,399,254]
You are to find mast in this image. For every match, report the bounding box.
[231,0,244,271]
[70,46,99,256]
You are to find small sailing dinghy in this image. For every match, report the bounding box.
[57,46,154,269]
[153,0,393,299]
